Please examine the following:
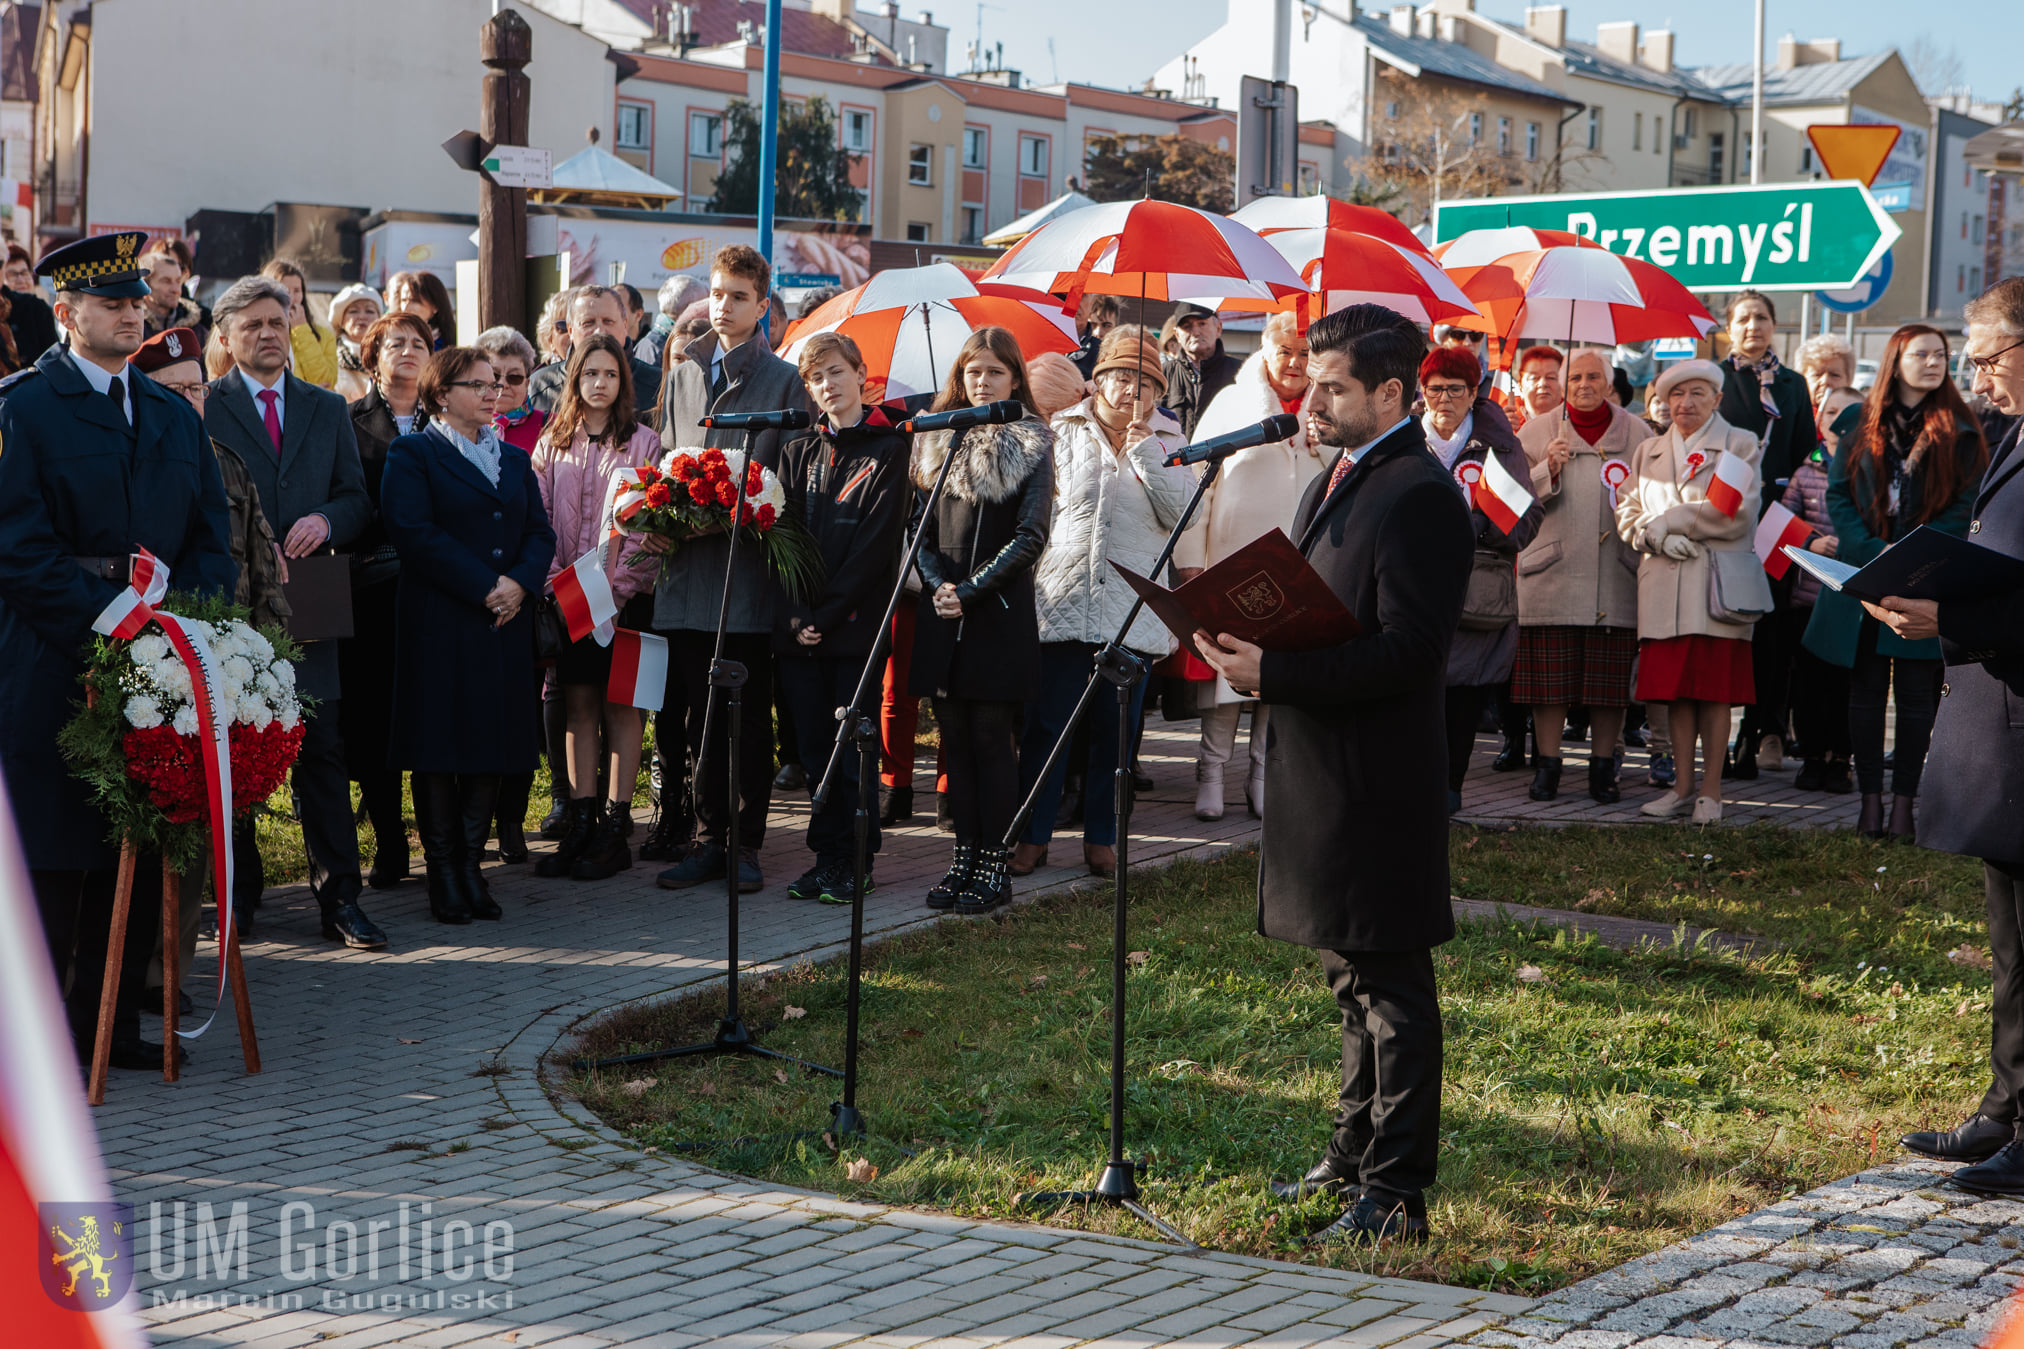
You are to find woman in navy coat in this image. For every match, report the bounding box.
[381,347,554,924]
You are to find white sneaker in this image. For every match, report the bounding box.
[1640,791,1694,819]
[1246,772,1265,818]
[1691,797,1725,825]
[1194,770,1225,822]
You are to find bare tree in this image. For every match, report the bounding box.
[1363,69,1515,227]
[1903,36,1966,100]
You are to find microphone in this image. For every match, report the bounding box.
[896,399,1026,435]
[1163,413,1301,467]
[698,408,812,430]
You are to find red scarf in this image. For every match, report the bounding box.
[1565,400,1612,444]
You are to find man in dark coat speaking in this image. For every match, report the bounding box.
[0,232,235,1067]
[1195,303,1473,1244]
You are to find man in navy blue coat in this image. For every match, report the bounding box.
[0,232,235,1067]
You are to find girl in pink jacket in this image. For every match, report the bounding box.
[530,334,665,880]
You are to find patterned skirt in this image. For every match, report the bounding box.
[1510,624,1638,707]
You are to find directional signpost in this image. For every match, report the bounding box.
[1433,181,1900,292]
[481,145,551,190]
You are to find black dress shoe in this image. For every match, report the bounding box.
[1269,1159,1357,1201]
[1491,736,1526,772]
[1308,1192,1429,1245]
[322,900,389,948]
[368,849,410,889]
[1951,1139,2024,1195]
[1903,1112,2013,1162]
[104,1036,188,1071]
[773,761,807,792]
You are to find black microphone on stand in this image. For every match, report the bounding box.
[1163,413,1301,467]
[896,399,1026,435]
[698,408,813,430]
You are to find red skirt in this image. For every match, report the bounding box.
[1635,635,1756,704]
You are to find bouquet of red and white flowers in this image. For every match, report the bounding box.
[612,446,822,601]
[60,595,308,863]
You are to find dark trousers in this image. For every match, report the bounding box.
[1443,683,1496,792]
[1788,610,1851,760]
[33,862,163,1049]
[296,704,362,913]
[935,697,1020,848]
[356,768,404,860]
[1017,642,1148,848]
[664,630,775,847]
[1980,860,2024,1126]
[779,651,881,865]
[1320,945,1442,1203]
[1739,602,1800,749]
[1496,681,1527,745]
[774,659,800,768]
[1849,618,1941,796]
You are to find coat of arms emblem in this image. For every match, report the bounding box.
[1229,571,1285,621]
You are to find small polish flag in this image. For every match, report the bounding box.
[1475,451,1534,535]
[607,628,668,711]
[1705,450,1755,519]
[1754,502,1814,579]
[550,550,617,644]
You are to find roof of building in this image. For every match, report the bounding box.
[981,189,1094,248]
[1559,39,1713,100]
[1684,50,1894,106]
[607,0,863,61]
[1353,13,1576,106]
[549,144,685,201]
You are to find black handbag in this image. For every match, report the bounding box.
[532,595,569,662]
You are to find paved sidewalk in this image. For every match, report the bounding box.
[1468,1160,2024,1349]
[111,722,1530,1347]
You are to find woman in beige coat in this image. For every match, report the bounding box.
[1616,359,1762,823]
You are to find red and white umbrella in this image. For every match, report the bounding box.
[1185,226,1478,326]
[980,198,1307,305]
[1432,226,1602,269]
[1447,244,1716,346]
[1231,196,1431,256]
[779,263,1076,401]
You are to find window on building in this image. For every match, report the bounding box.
[616,101,652,151]
[690,111,723,158]
[842,109,872,153]
[1960,263,1968,293]
[961,206,982,244]
[1709,132,1724,181]
[1633,112,1642,152]
[1974,214,1985,244]
[1298,161,1319,194]
[963,126,986,169]
[908,144,932,186]
[1972,265,1982,293]
[1469,112,1482,145]
[1385,100,1400,120]
[1585,107,1600,151]
[1019,134,1048,178]
[1800,144,1813,173]
[1525,121,1539,161]
[906,222,930,242]
[1742,130,1754,177]
[1681,107,1698,140]
[1497,116,1511,155]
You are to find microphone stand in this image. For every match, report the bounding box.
[1007,444,1230,1249]
[579,426,839,1082]
[804,418,966,1142]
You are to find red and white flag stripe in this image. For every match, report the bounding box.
[89,548,168,640]
[1706,450,1755,519]
[607,628,668,711]
[150,614,236,1036]
[551,550,617,645]
[1754,502,1814,580]
[1475,450,1534,535]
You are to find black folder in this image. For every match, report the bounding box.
[1781,524,2024,604]
[280,553,355,642]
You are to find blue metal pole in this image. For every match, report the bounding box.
[757,0,784,293]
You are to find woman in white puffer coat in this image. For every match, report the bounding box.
[1012,325,1197,879]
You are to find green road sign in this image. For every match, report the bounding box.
[1433,181,1901,292]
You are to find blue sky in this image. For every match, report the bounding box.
[979,1,2015,106]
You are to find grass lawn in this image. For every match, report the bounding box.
[562,825,1997,1294]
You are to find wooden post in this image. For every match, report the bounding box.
[88,838,137,1108]
[161,856,179,1082]
[479,10,532,334]
[228,897,262,1076]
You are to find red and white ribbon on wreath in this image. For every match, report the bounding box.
[89,550,237,1038]
[1600,458,1631,508]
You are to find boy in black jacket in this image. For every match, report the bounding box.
[777,333,913,903]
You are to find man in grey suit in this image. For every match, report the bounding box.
[207,276,382,948]
[524,284,663,422]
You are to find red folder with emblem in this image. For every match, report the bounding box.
[1110,528,1360,653]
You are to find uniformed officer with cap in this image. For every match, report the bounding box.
[0,231,235,1068]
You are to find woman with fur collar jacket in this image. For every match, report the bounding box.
[909,328,1055,915]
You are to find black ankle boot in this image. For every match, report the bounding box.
[1587,757,1620,805]
[1491,735,1526,772]
[1889,794,1916,844]
[536,798,598,878]
[458,776,503,919]
[956,847,1012,914]
[926,845,974,909]
[495,772,531,863]
[572,801,634,880]
[1859,792,1886,838]
[879,785,915,826]
[1528,755,1563,802]
[416,773,471,925]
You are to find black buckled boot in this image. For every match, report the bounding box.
[926,845,974,910]
[458,776,503,920]
[1528,755,1563,802]
[415,773,472,925]
[956,847,1012,914]
[535,798,597,878]
[572,800,634,880]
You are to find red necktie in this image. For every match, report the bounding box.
[1325,447,1357,497]
[257,388,282,455]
